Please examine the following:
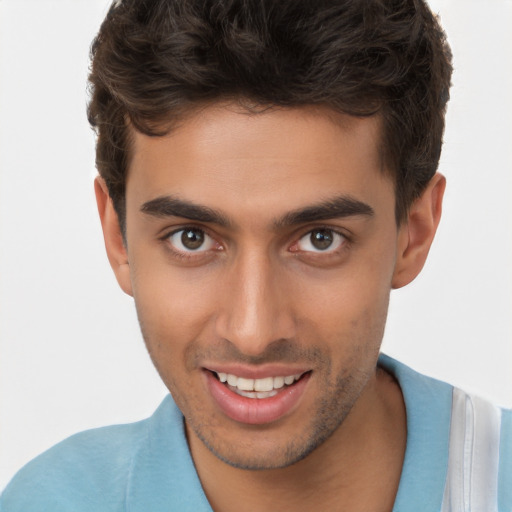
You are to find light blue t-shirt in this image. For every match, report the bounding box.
[1,355,510,511]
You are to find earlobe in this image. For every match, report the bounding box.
[94,177,133,296]
[392,173,446,289]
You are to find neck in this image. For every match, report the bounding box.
[188,368,406,512]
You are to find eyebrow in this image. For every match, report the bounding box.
[141,196,231,227]
[140,194,374,228]
[274,195,374,228]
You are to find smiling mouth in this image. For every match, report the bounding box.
[206,368,312,424]
[212,371,308,399]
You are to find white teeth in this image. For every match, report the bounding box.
[273,376,285,389]
[216,371,304,395]
[236,389,279,399]
[254,377,274,392]
[237,377,255,391]
[256,390,278,399]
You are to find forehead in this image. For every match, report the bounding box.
[126,104,393,220]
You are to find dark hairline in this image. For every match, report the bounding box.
[89,0,452,237]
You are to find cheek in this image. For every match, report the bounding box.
[291,255,393,348]
[131,249,218,314]
[296,287,389,348]
[129,260,219,357]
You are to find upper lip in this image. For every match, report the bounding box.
[203,363,311,379]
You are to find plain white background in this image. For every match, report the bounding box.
[0,0,511,491]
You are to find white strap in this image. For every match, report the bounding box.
[441,388,502,512]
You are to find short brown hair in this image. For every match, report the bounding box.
[88,0,452,232]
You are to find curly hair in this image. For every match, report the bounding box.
[88,0,452,232]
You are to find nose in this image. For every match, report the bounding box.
[215,249,296,357]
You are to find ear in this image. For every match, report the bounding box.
[94,177,133,296]
[392,173,446,289]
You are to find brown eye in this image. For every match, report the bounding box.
[181,229,204,250]
[310,229,334,250]
[296,228,345,253]
[167,228,215,252]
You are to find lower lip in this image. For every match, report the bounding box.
[205,370,310,425]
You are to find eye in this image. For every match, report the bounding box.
[166,228,216,253]
[295,228,346,253]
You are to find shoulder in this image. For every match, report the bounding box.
[0,396,181,512]
[444,388,512,510]
[379,354,512,510]
[380,354,512,510]
[0,421,147,512]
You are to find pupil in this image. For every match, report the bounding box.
[181,229,204,250]
[311,229,333,250]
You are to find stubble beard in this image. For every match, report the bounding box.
[136,310,382,471]
[184,357,373,471]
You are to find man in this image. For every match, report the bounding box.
[1,0,510,511]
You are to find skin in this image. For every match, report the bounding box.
[96,103,445,511]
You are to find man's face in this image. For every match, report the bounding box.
[123,104,401,469]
